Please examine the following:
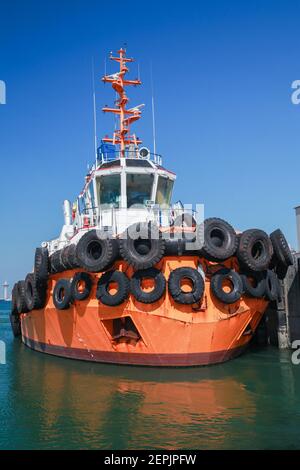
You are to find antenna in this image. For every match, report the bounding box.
[150,62,157,156]
[92,57,98,166]
[102,48,142,154]
[138,63,140,81]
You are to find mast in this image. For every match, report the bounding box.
[102,48,143,157]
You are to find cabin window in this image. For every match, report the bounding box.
[78,196,86,214]
[156,177,174,206]
[126,173,154,208]
[97,174,121,208]
[87,182,95,208]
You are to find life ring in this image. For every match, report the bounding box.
[237,229,273,272]
[76,230,119,273]
[53,279,72,310]
[211,268,243,304]
[71,272,92,301]
[119,222,165,270]
[130,268,166,304]
[168,267,205,304]
[96,270,130,306]
[240,271,266,298]
[198,217,238,262]
[24,273,47,311]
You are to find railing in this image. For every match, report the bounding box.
[77,205,197,235]
[97,149,163,166]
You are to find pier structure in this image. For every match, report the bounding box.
[256,209,300,349]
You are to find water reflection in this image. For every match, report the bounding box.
[1,321,300,449]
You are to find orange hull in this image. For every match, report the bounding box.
[20,257,268,367]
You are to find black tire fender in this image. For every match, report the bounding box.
[237,229,273,272]
[61,244,80,270]
[53,279,72,310]
[76,230,119,273]
[34,247,49,283]
[24,273,47,311]
[130,268,166,304]
[11,283,19,316]
[16,281,29,314]
[164,232,199,256]
[168,267,205,305]
[198,218,238,262]
[265,270,280,302]
[211,268,243,304]
[10,313,21,337]
[71,272,92,301]
[50,250,65,274]
[119,222,165,270]
[270,229,293,268]
[240,271,266,298]
[275,262,289,281]
[96,271,130,306]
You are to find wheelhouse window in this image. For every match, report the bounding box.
[126,173,154,207]
[78,195,86,214]
[97,174,121,208]
[156,176,174,206]
[87,181,95,208]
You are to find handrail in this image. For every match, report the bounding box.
[97,149,163,166]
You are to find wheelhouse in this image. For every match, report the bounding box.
[75,153,176,234]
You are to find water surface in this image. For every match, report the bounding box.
[0,301,300,450]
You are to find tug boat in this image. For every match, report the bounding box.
[10,49,293,366]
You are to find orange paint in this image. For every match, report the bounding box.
[102,48,142,153]
[20,256,268,367]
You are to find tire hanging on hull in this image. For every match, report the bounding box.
[198,218,238,262]
[168,267,205,304]
[119,222,165,269]
[53,279,72,310]
[24,273,47,311]
[96,270,130,306]
[211,268,243,304]
[130,268,166,304]
[237,229,273,272]
[16,281,29,314]
[240,271,266,298]
[34,247,49,284]
[70,272,92,301]
[76,230,119,272]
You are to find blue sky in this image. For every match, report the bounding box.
[0,0,300,290]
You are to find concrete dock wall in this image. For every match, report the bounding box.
[255,254,300,349]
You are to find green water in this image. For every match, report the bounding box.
[1,302,300,450]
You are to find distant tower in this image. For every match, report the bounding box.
[3,281,9,301]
